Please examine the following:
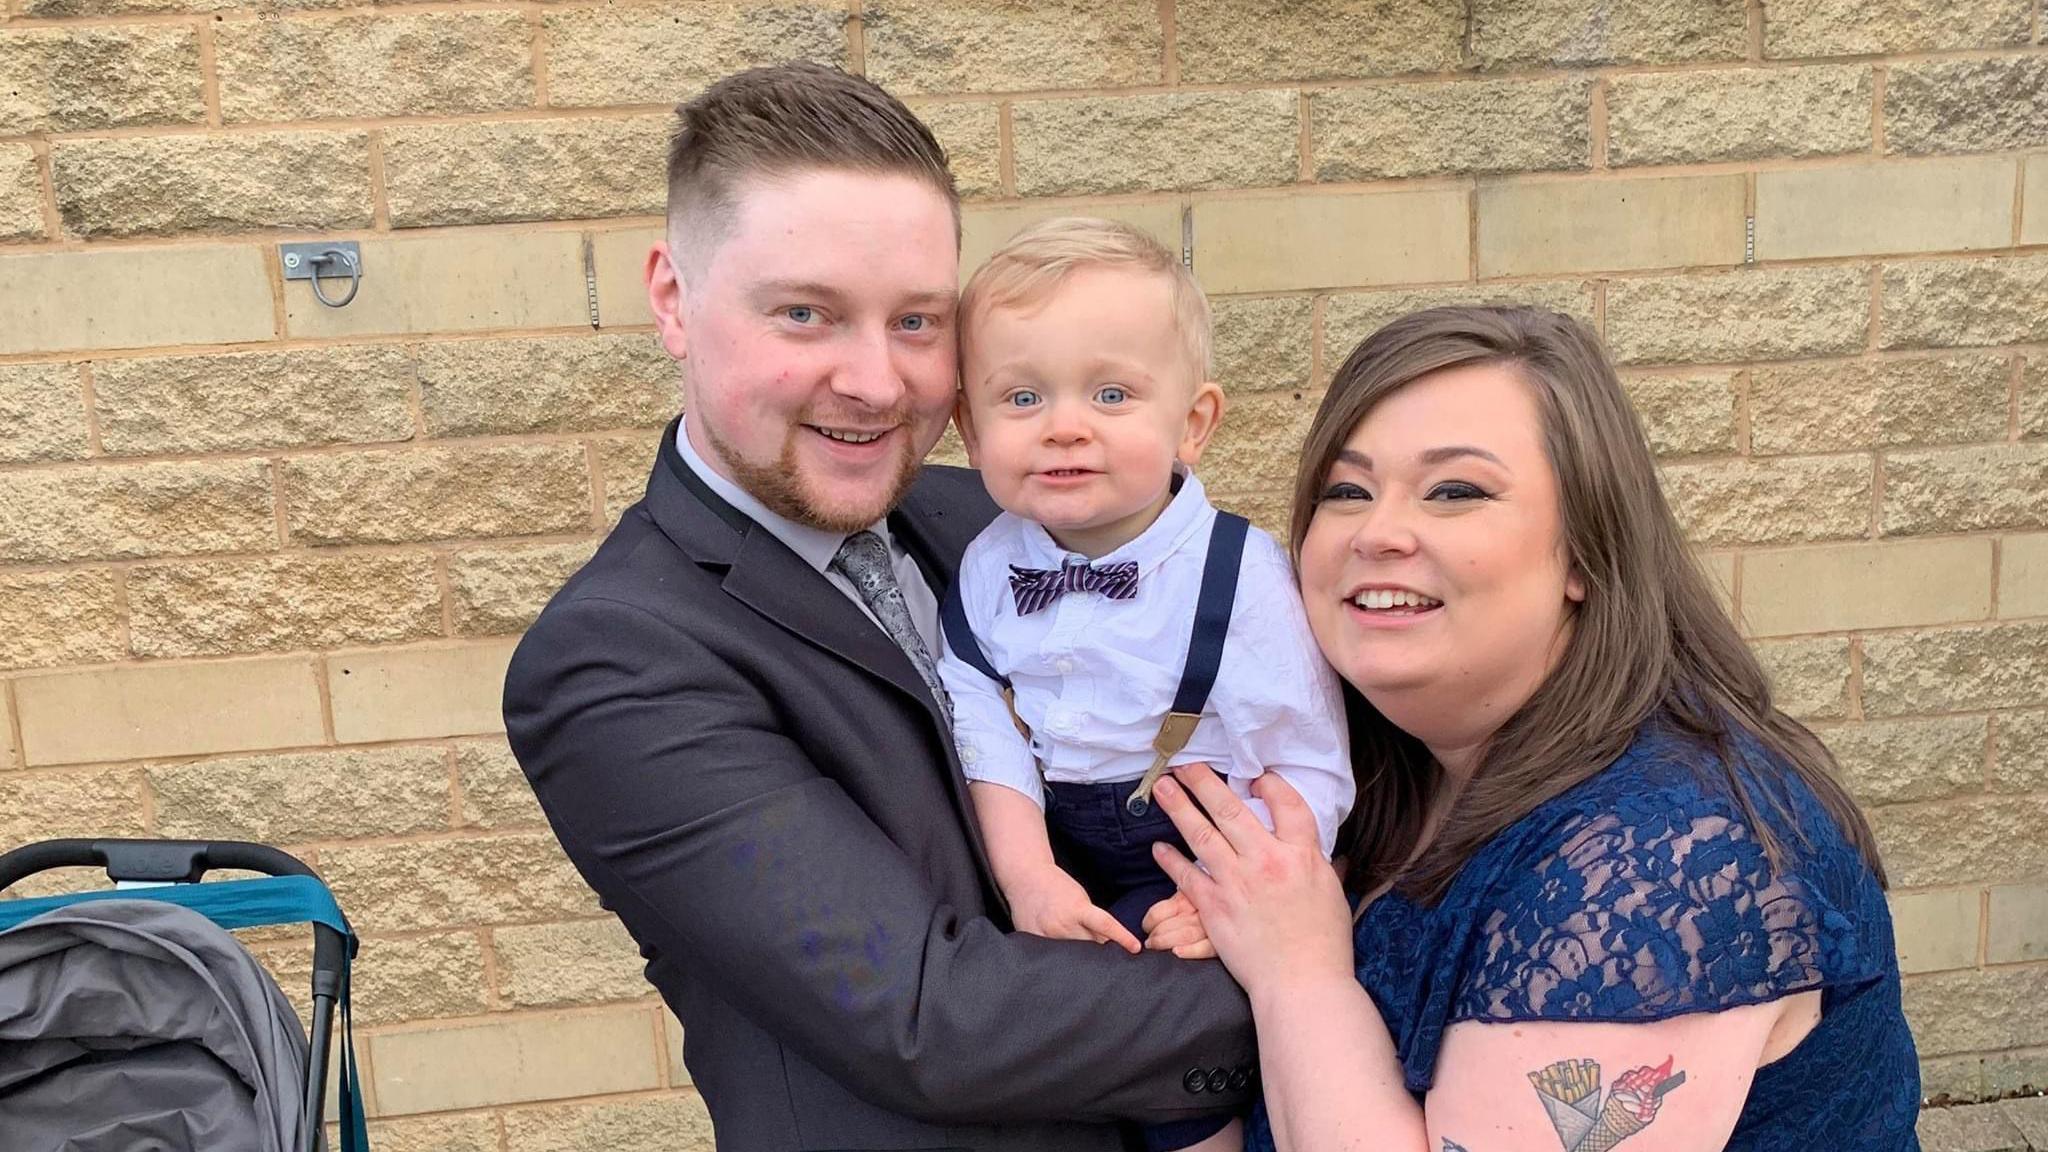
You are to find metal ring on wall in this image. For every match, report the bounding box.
[308,248,361,309]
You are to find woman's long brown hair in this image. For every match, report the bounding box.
[1290,305,1886,906]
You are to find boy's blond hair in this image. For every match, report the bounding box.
[959,216,1213,384]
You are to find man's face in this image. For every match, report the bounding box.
[649,168,960,532]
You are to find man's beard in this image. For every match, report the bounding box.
[704,416,924,534]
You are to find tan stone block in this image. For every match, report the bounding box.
[1884,445,2048,536]
[1744,538,1993,636]
[363,1113,499,1152]
[1917,1055,1984,1103]
[216,11,531,122]
[1995,709,2048,793]
[1620,371,1737,457]
[915,101,1002,200]
[1607,66,1871,168]
[14,656,325,766]
[1916,1102,2031,1149]
[664,1011,686,1085]
[0,142,44,242]
[323,831,596,934]
[1765,0,2032,55]
[960,200,1181,285]
[2003,534,2048,619]
[1874,796,2048,887]
[1193,189,1467,295]
[1201,390,1322,493]
[1889,888,1982,974]
[494,918,647,1009]
[1698,550,1735,611]
[129,553,441,658]
[1862,621,2048,716]
[0,459,275,564]
[448,540,598,637]
[1981,1050,2048,1101]
[1470,0,1747,66]
[1205,485,1294,539]
[926,422,971,469]
[282,231,590,340]
[1750,635,1853,720]
[1881,255,2048,350]
[1477,174,1746,278]
[1904,959,2048,1055]
[0,245,274,356]
[2012,1097,2048,1145]
[96,345,415,457]
[0,26,202,133]
[1660,456,1871,547]
[544,2,843,107]
[1756,158,2017,262]
[51,132,371,240]
[1989,885,2048,964]
[350,932,492,1027]
[0,767,145,845]
[19,0,242,12]
[1605,267,1870,365]
[0,569,122,672]
[384,118,668,229]
[1312,77,1591,180]
[1211,295,1313,394]
[372,1007,657,1114]
[1886,56,2048,155]
[1750,356,2009,456]
[1321,282,1596,369]
[597,430,665,524]
[419,335,676,438]
[864,0,1160,95]
[1823,716,1988,806]
[284,444,590,546]
[2026,157,2048,247]
[151,745,449,842]
[592,226,661,330]
[2027,358,2047,441]
[1012,92,1297,197]
[453,738,544,829]
[0,362,87,463]
[504,1092,715,1152]
[1176,0,1462,82]
[328,639,519,745]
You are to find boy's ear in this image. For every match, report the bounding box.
[1175,381,1227,468]
[952,390,981,469]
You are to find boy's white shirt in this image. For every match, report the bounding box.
[936,471,1355,857]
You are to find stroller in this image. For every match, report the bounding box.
[0,838,370,1152]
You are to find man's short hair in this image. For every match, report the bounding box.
[959,216,1213,383]
[666,62,959,265]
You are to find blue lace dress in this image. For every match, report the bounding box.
[1247,720,1920,1150]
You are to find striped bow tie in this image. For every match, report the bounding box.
[1009,560,1141,615]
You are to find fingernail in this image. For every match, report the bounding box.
[1155,778,1179,799]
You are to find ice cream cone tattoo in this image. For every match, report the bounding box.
[1527,1057,1686,1152]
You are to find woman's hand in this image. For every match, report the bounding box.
[1149,764,1355,998]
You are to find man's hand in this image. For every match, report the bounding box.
[1140,891,1217,960]
[1004,865,1142,954]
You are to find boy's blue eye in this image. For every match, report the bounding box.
[1097,385,1128,405]
[1008,390,1042,408]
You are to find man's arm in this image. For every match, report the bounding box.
[504,594,1255,1126]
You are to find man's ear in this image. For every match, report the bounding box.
[1175,381,1227,468]
[647,241,689,361]
[952,390,982,469]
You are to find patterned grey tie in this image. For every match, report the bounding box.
[831,531,951,719]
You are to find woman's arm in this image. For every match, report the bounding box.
[1149,765,1813,1152]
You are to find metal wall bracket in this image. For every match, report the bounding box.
[281,241,363,308]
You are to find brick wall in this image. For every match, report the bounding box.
[0,1,2043,1147]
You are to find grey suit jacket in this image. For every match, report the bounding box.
[503,418,1257,1151]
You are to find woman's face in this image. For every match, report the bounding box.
[1298,362,1584,758]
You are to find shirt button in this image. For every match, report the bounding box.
[1055,657,1076,674]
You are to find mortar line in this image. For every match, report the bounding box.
[846,0,865,75]
[31,137,59,240]
[197,17,223,128]
[77,360,104,456]
[1589,78,1609,170]
[997,104,1016,196]
[367,130,391,230]
[527,7,549,108]
[1159,0,1178,86]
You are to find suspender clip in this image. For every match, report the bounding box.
[1126,711,1202,816]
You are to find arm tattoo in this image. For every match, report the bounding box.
[1526,1057,1687,1152]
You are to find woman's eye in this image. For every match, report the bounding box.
[1097,385,1128,405]
[1008,390,1042,408]
[1318,481,1370,503]
[1428,481,1489,501]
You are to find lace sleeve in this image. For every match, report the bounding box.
[1455,788,1877,1025]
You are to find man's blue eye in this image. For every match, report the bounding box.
[786,306,816,324]
[900,314,926,332]
[1098,385,1127,404]
[1009,390,1041,408]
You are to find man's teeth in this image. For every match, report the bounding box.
[1352,589,1442,610]
[816,427,885,444]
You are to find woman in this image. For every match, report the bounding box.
[1143,307,1918,1150]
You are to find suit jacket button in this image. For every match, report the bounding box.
[1205,1067,1230,1094]
[1183,1068,1208,1095]
[1228,1067,1251,1091]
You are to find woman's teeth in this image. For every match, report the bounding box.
[1352,589,1442,610]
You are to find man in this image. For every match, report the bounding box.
[503,63,1256,1151]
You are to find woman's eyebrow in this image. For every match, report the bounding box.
[1419,444,1508,468]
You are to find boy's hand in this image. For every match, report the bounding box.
[1005,866,1141,954]
[1140,891,1217,959]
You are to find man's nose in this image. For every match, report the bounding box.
[831,328,906,410]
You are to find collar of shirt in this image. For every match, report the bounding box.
[674,416,895,571]
[1015,469,1214,578]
